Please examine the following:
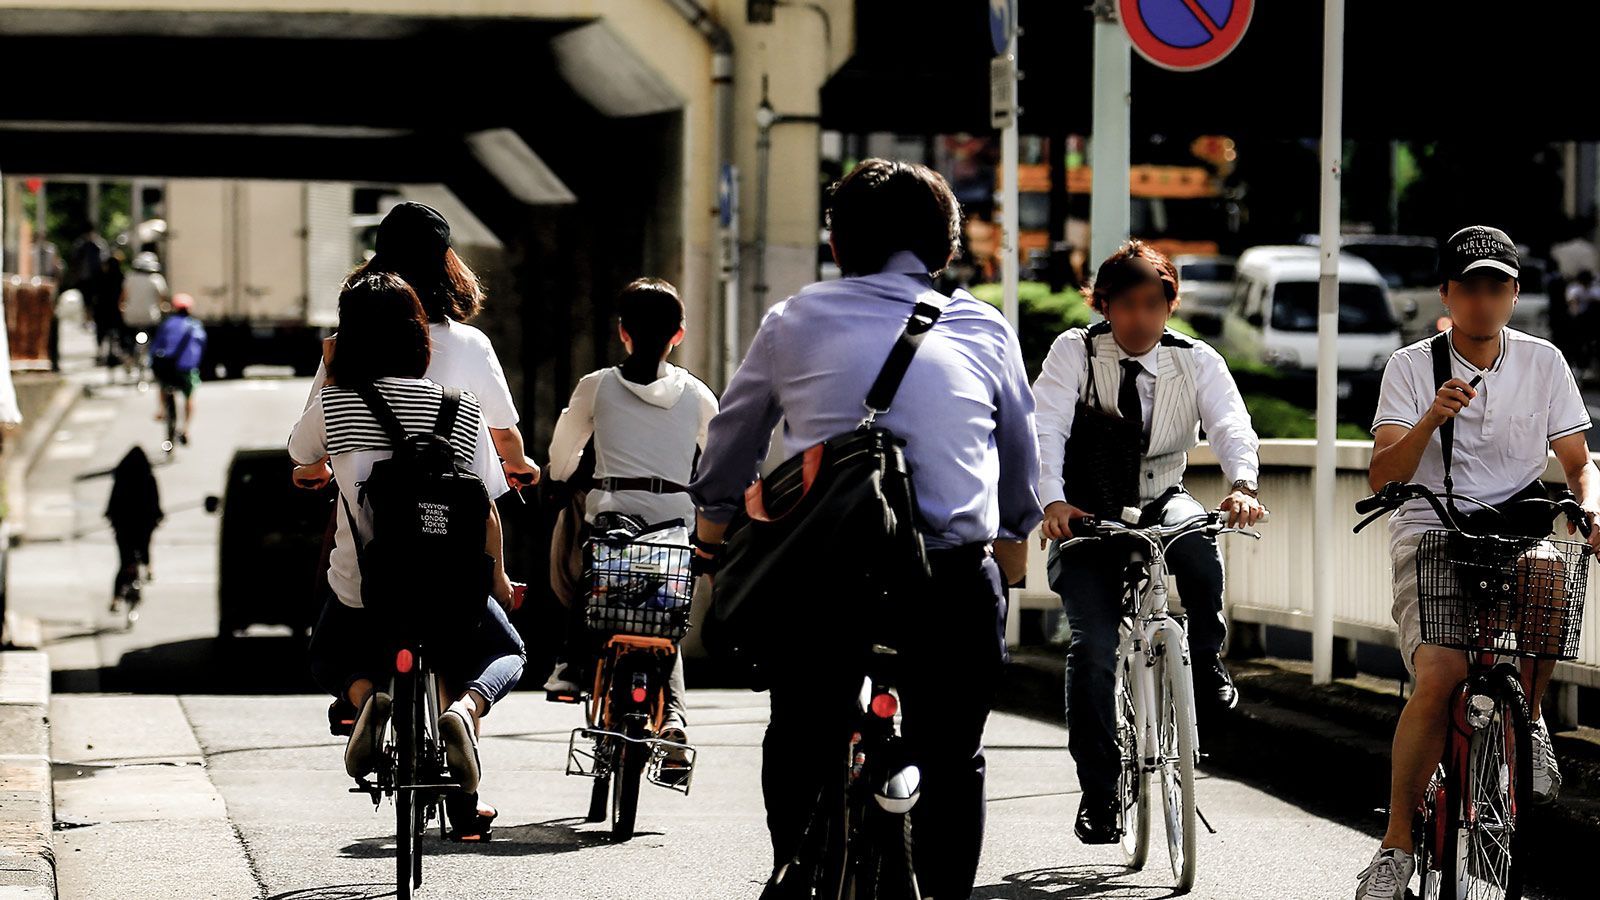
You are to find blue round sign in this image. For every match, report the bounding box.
[1120,0,1254,72]
[989,0,1016,56]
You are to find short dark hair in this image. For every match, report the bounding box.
[825,158,961,276]
[327,272,431,387]
[618,278,684,355]
[1088,240,1181,315]
[349,246,483,324]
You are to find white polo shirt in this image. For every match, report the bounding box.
[1371,328,1591,543]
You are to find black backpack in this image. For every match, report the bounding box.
[341,384,493,633]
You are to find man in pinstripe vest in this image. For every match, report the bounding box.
[1033,241,1264,844]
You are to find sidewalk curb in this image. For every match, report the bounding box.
[0,651,54,900]
[3,379,80,542]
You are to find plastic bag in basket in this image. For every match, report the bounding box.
[591,524,693,611]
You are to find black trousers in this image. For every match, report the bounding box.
[761,548,1007,900]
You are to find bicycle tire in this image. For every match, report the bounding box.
[1160,653,1198,894]
[1117,656,1150,869]
[611,724,646,840]
[847,809,919,900]
[1440,675,1530,900]
[1417,765,1447,900]
[164,392,177,447]
[393,672,417,900]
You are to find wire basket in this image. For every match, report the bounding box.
[582,538,694,639]
[1415,530,1589,660]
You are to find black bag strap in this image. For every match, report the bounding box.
[1081,330,1103,408]
[1430,331,1456,494]
[341,495,366,569]
[433,387,462,443]
[350,382,410,447]
[862,296,945,426]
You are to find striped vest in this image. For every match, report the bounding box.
[1078,323,1201,503]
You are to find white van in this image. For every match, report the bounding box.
[1219,246,1402,392]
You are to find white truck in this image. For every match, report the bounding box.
[162,179,356,378]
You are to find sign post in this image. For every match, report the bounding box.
[991,0,1020,333]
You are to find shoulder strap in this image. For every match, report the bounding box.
[433,388,462,440]
[1430,332,1456,492]
[862,297,945,424]
[350,382,410,447]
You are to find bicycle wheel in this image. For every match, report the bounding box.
[587,760,611,824]
[1440,678,1530,900]
[610,723,646,840]
[1158,652,1199,893]
[163,391,177,451]
[393,672,417,900]
[839,808,919,900]
[1116,655,1150,869]
[1417,765,1447,900]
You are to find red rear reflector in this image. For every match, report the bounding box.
[870,693,898,719]
[395,649,414,673]
[631,686,648,704]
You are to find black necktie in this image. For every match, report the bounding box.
[1118,359,1144,429]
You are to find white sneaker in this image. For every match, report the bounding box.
[1530,716,1562,803]
[344,692,391,779]
[543,660,581,693]
[440,699,481,794]
[1354,847,1413,900]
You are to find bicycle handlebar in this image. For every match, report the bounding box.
[1352,481,1592,538]
[1063,510,1264,547]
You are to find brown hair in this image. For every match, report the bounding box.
[1088,240,1181,314]
[826,158,962,276]
[349,246,483,323]
[326,273,431,387]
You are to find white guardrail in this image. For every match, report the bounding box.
[1014,439,1600,697]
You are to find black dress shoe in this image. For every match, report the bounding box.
[1074,795,1122,845]
[1195,655,1239,710]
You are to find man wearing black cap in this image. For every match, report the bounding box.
[1356,226,1600,899]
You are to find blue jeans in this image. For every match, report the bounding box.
[308,595,526,709]
[1049,489,1226,802]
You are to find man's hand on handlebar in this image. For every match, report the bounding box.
[1040,500,1087,547]
[1571,504,1600,552]
[1218,490,1266,529]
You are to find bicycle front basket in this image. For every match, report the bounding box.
[582,538,694,639]
[1415,530,1589,660]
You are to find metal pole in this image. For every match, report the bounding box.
[1000,9,1020,330]
[753,79,774,324]
[1089,1,1130,269]
[1312,0,1346,686]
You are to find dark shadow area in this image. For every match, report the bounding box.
[972,864,1181,899]
[337,817,616,859]
[266,884,395,900]
[52,634,319,694]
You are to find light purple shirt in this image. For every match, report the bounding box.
[690,252,1044,549]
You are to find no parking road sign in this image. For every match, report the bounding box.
[1119,0,1253,72]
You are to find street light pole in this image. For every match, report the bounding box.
[1000,8,1020,331]
[1313,0,1346,686]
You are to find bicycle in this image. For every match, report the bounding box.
[1059,510,1262,894]
[109,561,146,630]
[348,638,460,899]
[1353,481,1590,900]
[556,525,699,841]
[768,629,923,900]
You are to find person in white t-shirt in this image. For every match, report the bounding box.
[294,202,538,495]
[290,272,524,843]
[1356,227,1600,900]
[543,277,718,781]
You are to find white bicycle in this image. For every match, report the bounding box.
[1061,510,1261,894]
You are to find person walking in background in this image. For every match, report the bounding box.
[105,446,162,616]
[149,293,207,446]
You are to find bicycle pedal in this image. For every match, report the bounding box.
[545,690,583,704]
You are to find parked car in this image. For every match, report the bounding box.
[1212,245,1401,398]
[1173,254,1236,319]
[209,448,334,639]
[1300,234,1438,343]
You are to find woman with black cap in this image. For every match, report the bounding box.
[294,201,540,495]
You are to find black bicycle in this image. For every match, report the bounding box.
[767,627,922,900]
[1354,481,1591,900]
[349,644,458,900]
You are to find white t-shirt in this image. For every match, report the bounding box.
[1371,328,1591,543]
[307,320,519,429]
[123,272,169,329]
[288,377,509,608]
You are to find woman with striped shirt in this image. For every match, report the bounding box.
[290,273,525,842]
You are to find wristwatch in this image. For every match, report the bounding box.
[1230,479,1259,498]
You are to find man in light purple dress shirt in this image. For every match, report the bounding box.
[690,159,1043,899]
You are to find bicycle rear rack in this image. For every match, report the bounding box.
[564,727,699,796]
